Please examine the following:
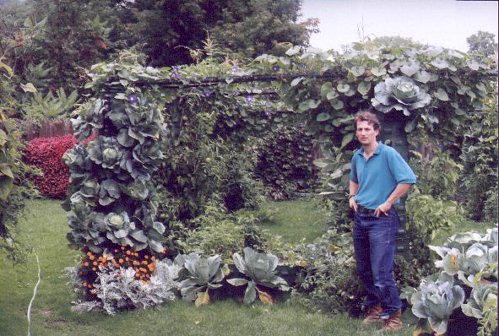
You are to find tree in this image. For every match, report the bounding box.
[128,0,318,66]
[466,31,498,57]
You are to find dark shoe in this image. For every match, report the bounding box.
[379,309,403,332]
[362,304,383,325]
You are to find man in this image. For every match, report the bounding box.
[348,111,416,332]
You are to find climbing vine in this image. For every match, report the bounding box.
[63,41,496,311]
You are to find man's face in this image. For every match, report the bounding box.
[355,120,379,146]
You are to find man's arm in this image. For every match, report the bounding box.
[349,180,359,212]
[374,183,412,217]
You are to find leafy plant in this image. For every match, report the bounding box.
[293,229,364,316]
[459,93,498,221]
[254,125,318,200]
[228,247,289,304]
[409,228,498,336]
[174,253,226,306]
[409,150,462,201]
[411,273,466,335]
[372,76,431,116]
[20,85,78,121]
[68,257,180,315]
[406,192,465,241]
[24,134,76,198]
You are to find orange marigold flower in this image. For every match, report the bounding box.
[144,255,149,259]
[119,258,124,264]
[151,256,156,261]
[84,262,90,267]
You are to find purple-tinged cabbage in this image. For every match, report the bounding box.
[411,274,465,335]
[372,76,431,115]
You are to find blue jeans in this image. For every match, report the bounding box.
[353,208,402,316]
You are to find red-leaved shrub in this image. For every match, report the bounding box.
[25,134,77,199]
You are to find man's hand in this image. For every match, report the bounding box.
[374,201,392,217]
[349,197,358,212]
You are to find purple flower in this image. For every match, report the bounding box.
[202,89,212,97]
[245,96,253,103]
[263,110,271,117]
[272,64,280,72]
[231,65,240,74]
[128,94,138,104]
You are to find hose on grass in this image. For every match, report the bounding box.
[27,253,41,336]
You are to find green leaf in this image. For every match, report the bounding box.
[434,88,450,101]
[370,66,386,77]
[149,239,164,253]
[20,83,38,93]
[414,71,432,84]
[243,281,257,304]
[316,112,331,122]
[350,66,365,77]
[227,278,249,286]
[400,62,420,77]
[290,76,304,87]
[337,83,350,93]
[298,99,320,112]
[320,82,333,99]
[330,99,344,110]
[0,173,14,201]
[130,230,148,243]
[357,81,371,96]
[431,58,449,69]
[340,133,354,150]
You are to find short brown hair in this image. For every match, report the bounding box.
[354,111,380,130]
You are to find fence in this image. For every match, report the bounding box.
[22,119,73,141]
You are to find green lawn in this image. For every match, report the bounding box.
[257,198,328,244]
[4,198,492,336]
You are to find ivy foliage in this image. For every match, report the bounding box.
[0,60,34,261]
[254,41,495,151]
[255,125,318,199]
[460,93,498,221]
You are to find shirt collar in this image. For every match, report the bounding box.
[354,141,383,157]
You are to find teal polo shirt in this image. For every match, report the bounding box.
[349,142,416,209]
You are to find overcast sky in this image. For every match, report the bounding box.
[300,0,498,52]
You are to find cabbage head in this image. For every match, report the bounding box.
[411,274,465,335]
[372,76,431,115]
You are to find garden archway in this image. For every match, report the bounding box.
[64,42,495,304]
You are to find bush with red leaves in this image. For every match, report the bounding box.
[24,134,77,199]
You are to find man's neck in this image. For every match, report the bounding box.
[362,141,378,158]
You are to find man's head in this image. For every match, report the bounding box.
[353,111,380,131]
[354,111,380,147]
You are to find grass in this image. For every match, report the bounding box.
[1,198,494,336]
[257,197,328,244]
